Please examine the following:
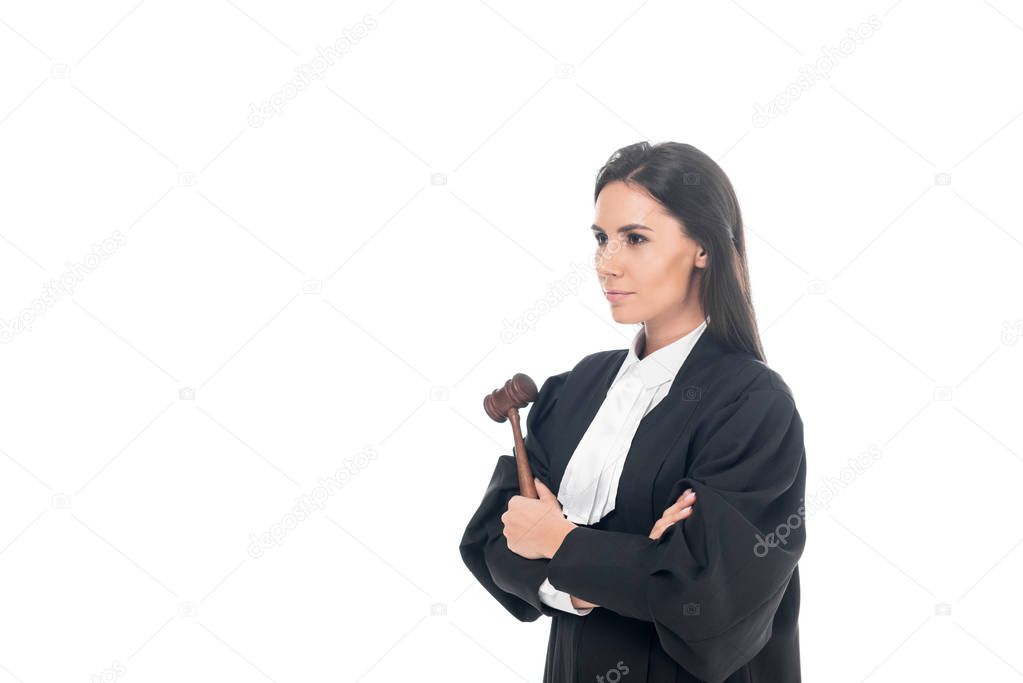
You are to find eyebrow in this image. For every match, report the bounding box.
[591,223,654,233]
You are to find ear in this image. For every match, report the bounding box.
[695,245,709,269]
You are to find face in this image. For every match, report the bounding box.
[592,180,708,328]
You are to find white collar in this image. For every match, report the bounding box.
[615,317,709,390]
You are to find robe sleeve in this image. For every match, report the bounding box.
[539,577,593,615]
[458,371,572,621]
[545,385,806,683]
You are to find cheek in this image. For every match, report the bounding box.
[641,259,691,300]
[641,253,685,284]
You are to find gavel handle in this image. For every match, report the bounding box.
[507,409,538,498]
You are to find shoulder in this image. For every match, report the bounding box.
[534,349,621,401]
[689,354,803,449]
[722,355,797,403]
[694,347,800,427]
[530,350,621,417]
[571,348,625,374]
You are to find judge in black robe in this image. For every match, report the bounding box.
[459,327,806,683]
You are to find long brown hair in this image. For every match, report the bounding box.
[593,141,766,362]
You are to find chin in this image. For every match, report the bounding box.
[608,307,642,325]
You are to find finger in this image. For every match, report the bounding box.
[659,502,693,528]
[534,477,554,501]
[664,498,684,515]
[660,506,693,525]
[664,489,697,514]
[670,489,696,510]
[650,516,680,540]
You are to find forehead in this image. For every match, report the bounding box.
[594,181,675,229]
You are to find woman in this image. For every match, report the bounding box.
[459,141,806,683]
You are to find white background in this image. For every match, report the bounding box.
[1,1,1021,681]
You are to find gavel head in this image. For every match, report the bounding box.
[483,373,538,422]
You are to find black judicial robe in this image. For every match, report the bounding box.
[459,329,806,683]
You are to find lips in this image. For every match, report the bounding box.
[604,290,633,303]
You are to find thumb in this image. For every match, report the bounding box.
[534,477,554,500]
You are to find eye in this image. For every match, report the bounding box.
[593,231,648,246]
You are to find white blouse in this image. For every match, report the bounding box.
[538,318,709,615]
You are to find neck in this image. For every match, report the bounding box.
[640,312,707,359]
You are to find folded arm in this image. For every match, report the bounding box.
[545,388,806,682]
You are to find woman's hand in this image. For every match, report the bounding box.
[502,478,577,560]
[649,488,696,540]
[565,489,698,610]
[570,595,600,610]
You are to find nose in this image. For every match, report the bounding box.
[596,247,621,283]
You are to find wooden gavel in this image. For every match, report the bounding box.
[483,373,539,498]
